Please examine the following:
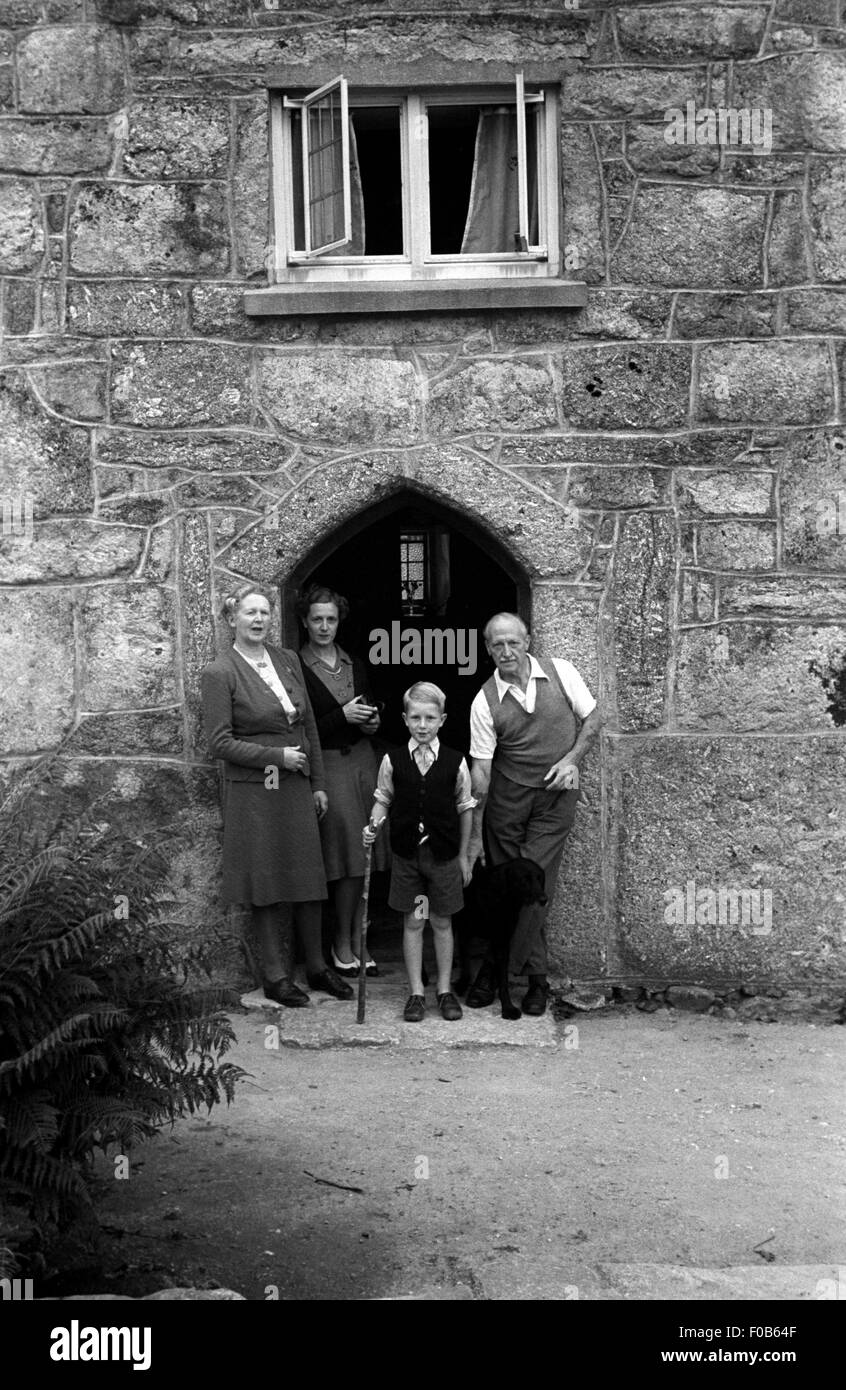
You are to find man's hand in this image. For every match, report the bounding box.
[544,759,580,792]
[459,852,474,888]
[313,791,328,819]
[362,819,381,848]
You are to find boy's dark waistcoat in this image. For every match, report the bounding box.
[389,744,462,863]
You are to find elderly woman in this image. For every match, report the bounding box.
[201,583,353,1006]
[298,584,388,977]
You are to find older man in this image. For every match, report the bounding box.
[467,613,604,1015]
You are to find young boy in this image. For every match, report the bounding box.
[363,682,474,1022]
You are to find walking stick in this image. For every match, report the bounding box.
[357,834,375,1025]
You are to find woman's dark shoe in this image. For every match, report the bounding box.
[403,994,425,1023]
[331,949,378,978]
[437,991,463,1021]
[307,967,354,1000]
[263,978,310,1008]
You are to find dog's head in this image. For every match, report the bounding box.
[495,857,548,907]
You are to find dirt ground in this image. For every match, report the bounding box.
[47,998,846,1303]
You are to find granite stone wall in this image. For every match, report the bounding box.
[1,0,845,991]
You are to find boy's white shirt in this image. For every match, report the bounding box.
[469,655,597,761]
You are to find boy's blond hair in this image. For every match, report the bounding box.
[402,681,446,712]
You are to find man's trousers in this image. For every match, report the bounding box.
[483,765,579,975]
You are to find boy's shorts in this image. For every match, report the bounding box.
[388,843,464,917]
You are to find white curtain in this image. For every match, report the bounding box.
[461,106,538,254]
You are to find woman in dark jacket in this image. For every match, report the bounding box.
[201,583,353,1006]
[298,584,388,976]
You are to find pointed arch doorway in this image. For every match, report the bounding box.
[281,491,530,753]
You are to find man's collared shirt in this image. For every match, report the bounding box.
[469,655,596,761]
[374,738,476,813]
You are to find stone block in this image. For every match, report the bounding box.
[0,371,92,514]
[546,788,607,980]
[733,52,846,153]
[810,159,846,283]
[560,123,604,285]
[675,623,846,732]
[111,342,252,427]
[561,67,709,120]
[611,737,846,984]
[696,520,776,570]
[0,519,143,582]
[18,26,126,114]
[507,462,666,511]
[0,180,45,272]
[530,585,602,699]
[68,708,183,756]
[783,289,846,334]
[625,121,719,178]
[666,985,715,1012]
[720,151,808,185]
[2,279,37,334]
[720,575,846,618]
[676,471,772,515]
[496,291,670,345]
[681,571,715,622]
[0,588,75,753]
[0,118,113,175]
[616,5,767,60]
[672,292,776,340]
[427,359,556,435]
[697,341,833,424]
[259,352,422,444]
[233,97,268,279]
[774,0,839,18]
[95,428,292,475]
[613,186,766,289]
[27,360,107,421]
[559,345,690,430]
[124,99,230,179]
[179,511,218,750]
[0,1,84,19]
[69,182,230,276]
[189,284,309,343]
[767,192,809,286]
[779,429,846,570]
[67,280,187,336]
[78,582,177,709]
[612,512,674,731]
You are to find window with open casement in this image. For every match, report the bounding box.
[245,68,587,315]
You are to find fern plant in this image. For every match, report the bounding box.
[0,779,245,1242]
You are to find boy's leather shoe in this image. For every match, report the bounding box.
[403,994,425,1023]
[466,960,496,1008]
[522,978,550,1016]
[263,978,310,1008]
[437,991,463,1021]
[307,967,354,1000]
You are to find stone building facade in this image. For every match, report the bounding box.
[1,0,845,991]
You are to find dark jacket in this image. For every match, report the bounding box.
[300,651,378,751]
[201,644,325,789]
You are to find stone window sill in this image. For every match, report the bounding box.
[243,279,588,317]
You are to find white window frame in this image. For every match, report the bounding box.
[268,72,561,284]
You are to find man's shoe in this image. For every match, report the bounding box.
[437,991,463,1021]
[306,967,354,1000]
[263,978,310,1008]
[403,994,425,1023]
[522,978,550,1016]
[466,961,497,1008]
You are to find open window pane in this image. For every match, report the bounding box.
[291,104,403,258]
[300,76,351,256]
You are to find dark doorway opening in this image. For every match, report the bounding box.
[282,492,528,755]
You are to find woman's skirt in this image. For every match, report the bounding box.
[221,773,328,906]
[319,740,389,881]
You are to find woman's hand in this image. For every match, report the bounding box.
[343,695,379,725]
[362,819,382,848]
[313,791,328,820]
[282,745,308,773]
[360,711,380,736]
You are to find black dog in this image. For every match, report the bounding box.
[453,857,548,1020]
